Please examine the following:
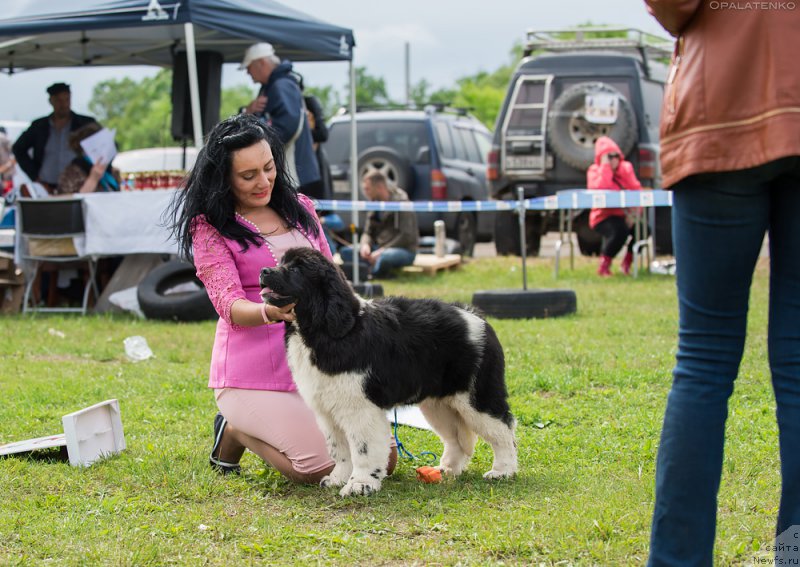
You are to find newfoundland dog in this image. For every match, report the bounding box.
[260,247,517,496]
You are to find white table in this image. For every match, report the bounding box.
[77,189,180,256]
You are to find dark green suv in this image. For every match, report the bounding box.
[326,106,494,256]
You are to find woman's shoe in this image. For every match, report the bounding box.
[210,412,241,475]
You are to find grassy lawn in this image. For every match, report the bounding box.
[0,255,779,565]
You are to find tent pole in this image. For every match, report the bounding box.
[183,23,203,149]
[349,58,360,285]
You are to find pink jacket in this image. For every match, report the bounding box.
[586,136,642,229]
[192,195,332,391]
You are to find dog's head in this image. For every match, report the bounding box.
[260,247,358,338]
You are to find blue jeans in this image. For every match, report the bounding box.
[649,157,800,566]
[339,245,416,278]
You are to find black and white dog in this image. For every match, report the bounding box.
[260,247,517,496]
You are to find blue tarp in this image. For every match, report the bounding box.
[0,0,355,71]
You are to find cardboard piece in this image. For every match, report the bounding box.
[0,399,125,467]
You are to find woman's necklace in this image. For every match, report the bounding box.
[236,211,286,237]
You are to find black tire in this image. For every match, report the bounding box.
[339,261,371,282]
[137,260,217,322]
[451,212,477,257]
[351,282,384,298]
[572,210,603,257]
[472,289,577,319]
[492,211,542,256]
[357,147,414,194]
[548,82,638,170]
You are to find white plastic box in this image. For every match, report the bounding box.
[0,399,125,467]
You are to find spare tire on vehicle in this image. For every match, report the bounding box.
[137,260,217,322]
[472,289,577,319]
[357,147,414,194]
[548,82,637,170]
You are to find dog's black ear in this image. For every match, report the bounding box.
[325,265,358,339]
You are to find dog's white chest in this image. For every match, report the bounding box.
[285,333,367,412]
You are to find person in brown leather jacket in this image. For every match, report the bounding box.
[645,2,800,565]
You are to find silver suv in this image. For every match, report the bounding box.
[326,106,494,256]
[488,28,672,256]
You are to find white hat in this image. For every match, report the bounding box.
[239,42,276,70]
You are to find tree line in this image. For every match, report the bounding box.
[88,44,523,152]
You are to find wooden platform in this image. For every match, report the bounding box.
[402,253,462,275]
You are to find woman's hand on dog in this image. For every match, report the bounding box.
[265,302,296,323]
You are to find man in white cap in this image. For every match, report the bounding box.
[240,42,322,198]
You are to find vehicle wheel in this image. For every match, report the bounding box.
[451,212,477,257]
[548,82,637,170]
[572,210,603,256]
[351,282,384,298]
[472,289,577,319]
[493,211,543,256]
[137,260,217,322]
[494,211,519,256]
[357,147,414,194]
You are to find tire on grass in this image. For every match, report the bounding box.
[137,260,217,322]
[472,289,577,319]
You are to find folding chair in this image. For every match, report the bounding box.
[17,197,99,315]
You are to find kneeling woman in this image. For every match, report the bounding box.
[170,114,396,481]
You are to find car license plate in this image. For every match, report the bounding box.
[505,155,543,169]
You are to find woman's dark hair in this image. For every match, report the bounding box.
[168,114,319,261]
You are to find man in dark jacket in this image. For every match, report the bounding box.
[240,43,321,197]
[12,83,97,193]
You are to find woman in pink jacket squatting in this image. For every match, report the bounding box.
[170,114,396,482]
[586,136,642,277]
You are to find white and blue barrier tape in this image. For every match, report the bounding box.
[314,189,673,212]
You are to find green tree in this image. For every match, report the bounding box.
[90,70,173,151]
[347,66,395,109]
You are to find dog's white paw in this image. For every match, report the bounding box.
[320,467,350,488]
[339,477,381,497]
[436,464,465,477]
[483,469,516,480]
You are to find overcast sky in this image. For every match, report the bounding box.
[0,0,669,124]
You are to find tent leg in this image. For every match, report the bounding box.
[183,22,203,149]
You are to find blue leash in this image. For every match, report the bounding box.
[392,408,438,463]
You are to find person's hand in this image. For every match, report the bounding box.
[265,302,296,323]
[246,95,268,115]
[359,243,372,261]
[600,153,610,165]
[88,159,107,180]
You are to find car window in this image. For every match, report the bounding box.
[454,126,481,163]
[448,122,469,161]
[434,121,455,160]
[473,130,492,164]
[326,120,427,165]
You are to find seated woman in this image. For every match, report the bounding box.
[56,123,120,195]
[586,136,642,277]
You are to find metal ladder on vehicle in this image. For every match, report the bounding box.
[499,75,553,177]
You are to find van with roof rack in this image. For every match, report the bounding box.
[488,27,673,256]
[325,105,494,256]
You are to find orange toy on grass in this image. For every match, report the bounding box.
[415,465,442,483]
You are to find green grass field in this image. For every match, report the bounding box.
[0,255,779,565]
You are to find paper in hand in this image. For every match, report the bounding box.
[79,127,117,166]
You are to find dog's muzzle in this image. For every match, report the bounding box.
[259,267,297,307]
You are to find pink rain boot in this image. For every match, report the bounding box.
[620,252,633,276]
[598,255,613,277]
